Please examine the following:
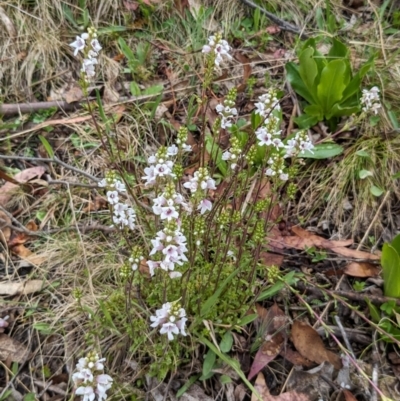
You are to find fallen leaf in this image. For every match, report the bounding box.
[251,373,310,401]
[0,334,30,363]
[280,347,314,367]
[0,211,11,244]
[291,321,342,370]
[83,197,107,213]
[270,226,380,260]
[260,252,284,267]
[179,384,214,401]
[344,262,380,277]
[0,280,43,296]
[0,166,45,206]
[248,305,287,380]
[64,84,84,103]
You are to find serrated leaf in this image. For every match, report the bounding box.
[381,244,400,298]
[370,185,384,197]
[220,331,233,353]
[300,143,343,159]
[359,169,373,179]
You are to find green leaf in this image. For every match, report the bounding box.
[219,375,232,385]
[201,268,240,316]
[370,185,384,197]
[98,26,127,34]
[176,375,200,398]
[118,37,135,61]
[365,298,381,323]
[359,169,373,179]
[143,84,164,96]
[38,135,54,158]
[202,349,216,377]
[304,104,323,118]
[205,135,227,177]
[317,60,348,114]
[220,331,233,353]
[257,271,298,301]
[327,38,349,60]
[33,322,53,335]
[130,82,141,96]
[62,4,79,28]
[381,243,400,298]
[23,394,36,401]
[391,234,400,256]
[328,102,360,118]
[285,63,315,105]
[294,114,319,129]
[300,143,344,159]
[251,110,263,130]
[356,150,371,158]
[238,313,258,326]
[199,337,262,401]
[298,47,319,103]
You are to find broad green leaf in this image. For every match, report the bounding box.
[220,331,233,353]
[359,169,373,179]
[257,271,298,301]
[62,4,79,27]
[298,47,319,103]
[285,63,315,105]
[205,135,227,177]
[370,185,384,197]
[304,104,323,118]
[220,375,232,384]
[356,150,371,158]
[38,135,54,158]
[327,38,349,60]
[328,103,360,119]
[202,349,216,377]
[381,243,400,298]
[238,313,258,326]
[251,110,263,130]
[300,143,344,159]
[33,322,53,335]
[293,114,319,129]
[23,394,36,401]
[391,234,400,256]
[98,26,127,34]
[317,60,348,114]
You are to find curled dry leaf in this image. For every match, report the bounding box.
[251,373,310,401]
[344,262,380,277]
[0,280,43,296]
[0,334,30,363]
[0,166,46,206]
[291,321,342,370]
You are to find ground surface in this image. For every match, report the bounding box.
[1,0,400,400]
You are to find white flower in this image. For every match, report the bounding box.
[70,35,86,56]
[222,151,232,160]
[203,35,232,68]
[91,39,102,53]
[198,199,212,214]
[361,86,381,114]
[160,322,180,341]
[142,166,156,186]
[150,303,187,340]
[182,144,192,152]
[114,180,126,193]
[107,191,119,205]
[75,386,95,401]
[98,179,107,188]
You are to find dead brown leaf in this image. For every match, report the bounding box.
[270,226,380,260]
[280,347,314,367]
[343,390,358,401]
[248,305,287,379]
[0,166,46,206]
[64,84,84,103]
[0,279,43,296]
[291,321,342,370]
[252,373,310,401]
[260,251,284,267]
[0,334,30,363]
[344,262,380,277]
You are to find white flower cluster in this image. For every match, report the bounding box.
[265,156,288,181]
[202,35,232,68]
[183,167,216,215]
[142,144,191,187]
[256,115,284,149]
[70,27,102,82]
[222,136,242,170]
[98,175,136,230]
[72,353,113,401]
[216,103,238,129]
[150,301,187,341]
[360,86,381,115]
[284,130,314,157]
[254,91,281,118]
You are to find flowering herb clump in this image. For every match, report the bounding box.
[72,352,113,401]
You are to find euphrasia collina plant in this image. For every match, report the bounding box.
[70,27,380,392]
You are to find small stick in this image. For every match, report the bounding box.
[334,315,355,359]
